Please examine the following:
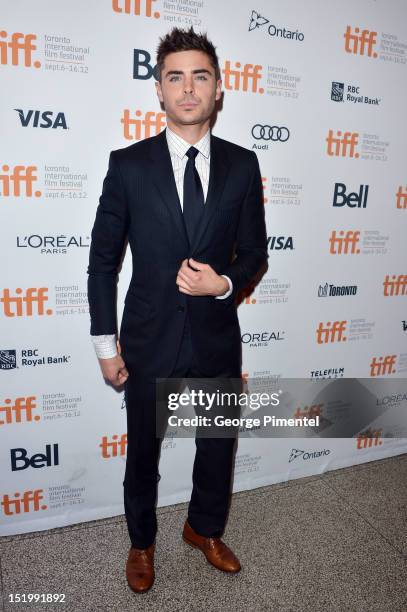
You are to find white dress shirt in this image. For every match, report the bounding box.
[91,126,233,359]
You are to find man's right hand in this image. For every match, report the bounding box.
[98,340,129,386]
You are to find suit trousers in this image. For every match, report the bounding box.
[122,310,238,549]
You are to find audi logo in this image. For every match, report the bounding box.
[251,124,290,141]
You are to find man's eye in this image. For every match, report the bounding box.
[196,75,208,80]
[169,76,180,82]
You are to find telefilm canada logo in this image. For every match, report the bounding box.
[249,10,304,42]
[331,82,380,106]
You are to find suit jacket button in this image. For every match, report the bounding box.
[177,305,185,312]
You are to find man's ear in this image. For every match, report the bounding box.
[155,80,164,103]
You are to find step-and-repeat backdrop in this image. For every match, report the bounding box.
[1,0,406,535]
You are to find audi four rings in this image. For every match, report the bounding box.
[251,125,290,141]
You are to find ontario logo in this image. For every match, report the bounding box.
[289,448,330,462]
[249,10,304,42]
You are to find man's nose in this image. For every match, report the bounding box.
[184,75,194,94]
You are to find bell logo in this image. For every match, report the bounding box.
[329,230,360,254]
[11,444,59,471]
[316,321,347,344]
[383,274,407,297]
[356,428,382,449]
[396,186,407,209]
[0,396,40,425]
[0,31,40,68]
[326,130,359,157]
[121,109,166,140]
[370,355,397,376]
[0,165,40,197]
[1,490,47,516]
[222,61,264,94]
[112,0,160,18]
[1,288,52,317]
[344,26,378,58]
[100,434,127,458]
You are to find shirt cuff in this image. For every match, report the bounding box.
[215,275,233,299]
[91,334,118,359]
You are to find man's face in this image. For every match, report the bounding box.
[155,50,222,127]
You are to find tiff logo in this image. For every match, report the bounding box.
[326,130,359,158]
[222,61,263,94]
[383,275,407,297]
[100,434,127,458]
[344,26,378,58]
[293,404,323,419]
[0,31,40,68]
[112,0,160,17]
[1,490,47,516]
[316,321,347,344]
[121,109,166,140]
[356,428,383,449]
[0,396,40,425]
[329,230,360,254]
[370,355,397,376]
[0,165,40,197]
[0,288,53,317]
[396,186,407,209]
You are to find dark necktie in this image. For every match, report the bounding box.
[183,146,205,246]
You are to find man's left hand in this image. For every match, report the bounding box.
[176,258,228,297]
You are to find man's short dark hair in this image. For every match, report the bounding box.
[156,26,221,82]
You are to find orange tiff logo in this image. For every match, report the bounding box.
[0,165,40,197]
[121,109,166,140]
[370,355,397,376]
[1,490,47,515]
[293,404,323,419]
[344,26,378,58]
[356,428,382,449]
[222,61,263,94]
[316,321,347,344]
[0,31,40,67]
[396,186,407,209]
[383,274,407,297]
[326,130,359,158]
[112,0,160,17]
[100,434,127,458]
[0,396,40,425]
[0,288,53,317]
[329,230,360,254]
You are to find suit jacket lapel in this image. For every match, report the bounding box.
[149,129,231,254]
[150,129,190,248]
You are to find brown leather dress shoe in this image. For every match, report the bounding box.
[126,544,155,593]
[182,520,241,573]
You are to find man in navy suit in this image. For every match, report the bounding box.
[87,26,268,593]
